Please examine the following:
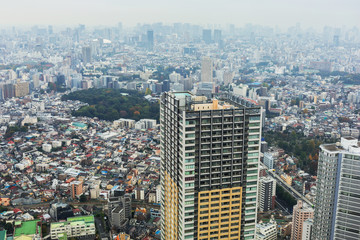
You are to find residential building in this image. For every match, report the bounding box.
[301,218,313,240]
[255,220,277,240]
[71,181,83,199]
[15,82,29,97]
[263,152,274,169]
[291,200,314,240]
[312,137,360,240]
[50,215,96,240]
[258,177,276,212]
[108,195,132,223]
[160,92,262,240]
[332,142,360,240]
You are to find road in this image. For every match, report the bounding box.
[261,163,314,208]
[95,217,109,240]
[275,199,291,215]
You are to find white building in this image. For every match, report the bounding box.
[156,184,161,203]
[302,218,313,240]
[256,219,277,240]
[135,119,157,130]
[264,152,274,169]
[42,143,52,152]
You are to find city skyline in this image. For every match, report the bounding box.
[0,0,359,30]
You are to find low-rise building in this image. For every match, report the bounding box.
[256,220,277,240]
[50,215,96,240]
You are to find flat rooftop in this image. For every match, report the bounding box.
[322,144,341,152]
[14,220,40,237]
[169,92,259,111]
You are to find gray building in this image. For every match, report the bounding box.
[82,46,92,64]
[312,137,360,240]
[258,176,276,212]
[108,194,132,225]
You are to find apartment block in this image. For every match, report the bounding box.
[160,92,262,240]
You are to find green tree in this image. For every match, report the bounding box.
[145,88,152,95]
[79,194,87,203]
[4,223,13,234]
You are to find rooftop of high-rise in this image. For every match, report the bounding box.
[168,92,259,111]
[321,136,360,154]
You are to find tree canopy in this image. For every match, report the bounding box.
[61,88,159,121]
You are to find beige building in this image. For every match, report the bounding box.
[201,56,213,82]
[256,219,277,240]
[291,201,314,240]
[71,181,83,199]
[15,82,29,97]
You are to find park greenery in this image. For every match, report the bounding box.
[4,125,28,139]
[61,88,160,121]
[276,185,297,207]
[264,129,321,175]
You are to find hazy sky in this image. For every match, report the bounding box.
[0,0,359,29]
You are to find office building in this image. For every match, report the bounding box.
[201,56,213,83]
[50,215,96,240]
[313,137,360,240]
[71,181,83,199]
[301,218,313,240]
[82,46,92,64]
[202,29,212,44]
[3,83,15,99]
[147,30,154,50]
[258,177,276,212]
[291,200,314,240]
[160,92,262,240]
[255,220,277,240]
[214,29,222,45]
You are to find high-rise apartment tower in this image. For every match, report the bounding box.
[312,137,360,240]
[160,92,262,240]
